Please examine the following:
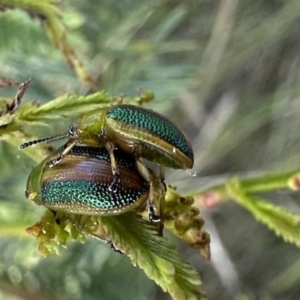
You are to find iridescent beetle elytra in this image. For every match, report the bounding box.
[26,146,165,230]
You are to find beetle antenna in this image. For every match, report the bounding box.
[19,133,68,149]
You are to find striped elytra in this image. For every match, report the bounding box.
[26,146,150,215]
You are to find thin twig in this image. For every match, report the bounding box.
[0,79,31,117]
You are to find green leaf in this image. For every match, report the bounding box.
[16,91,115,121]
[14,90,155,124]
[100,213,207,300]
[227,178,300,246]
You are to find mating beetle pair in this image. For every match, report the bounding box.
[22,100,194,227]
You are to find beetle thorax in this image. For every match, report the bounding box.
[76,109,108,146]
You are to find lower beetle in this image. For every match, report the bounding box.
[20,99,194,191]
[26,146,165,226]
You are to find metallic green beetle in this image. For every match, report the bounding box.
[26,146,165,225]
[20,101,194,190]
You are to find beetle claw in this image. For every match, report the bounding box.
[108,173,120,193]
[148,205,161,223]
[48,157,61,168]
[110,243,123,254]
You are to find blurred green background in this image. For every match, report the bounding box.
[1,0,300,299]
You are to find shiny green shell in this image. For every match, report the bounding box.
[76,104,194,169]
[107,105,194,163]
[26,146,150,215]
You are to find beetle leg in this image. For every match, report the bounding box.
[51,211,121,252]
[153,174,166,236]
[76,227,112,244]
[68,214,113,245]
[135,160,165,235]
[159,165,165,181]
[110,243,124,254]
[158,165,166,233]
[48,139,77,167]
[73,222,122,253]
[105,141,120,193]
[135,160,159,221]
[157,181,166,236]
[82,233,121,254]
